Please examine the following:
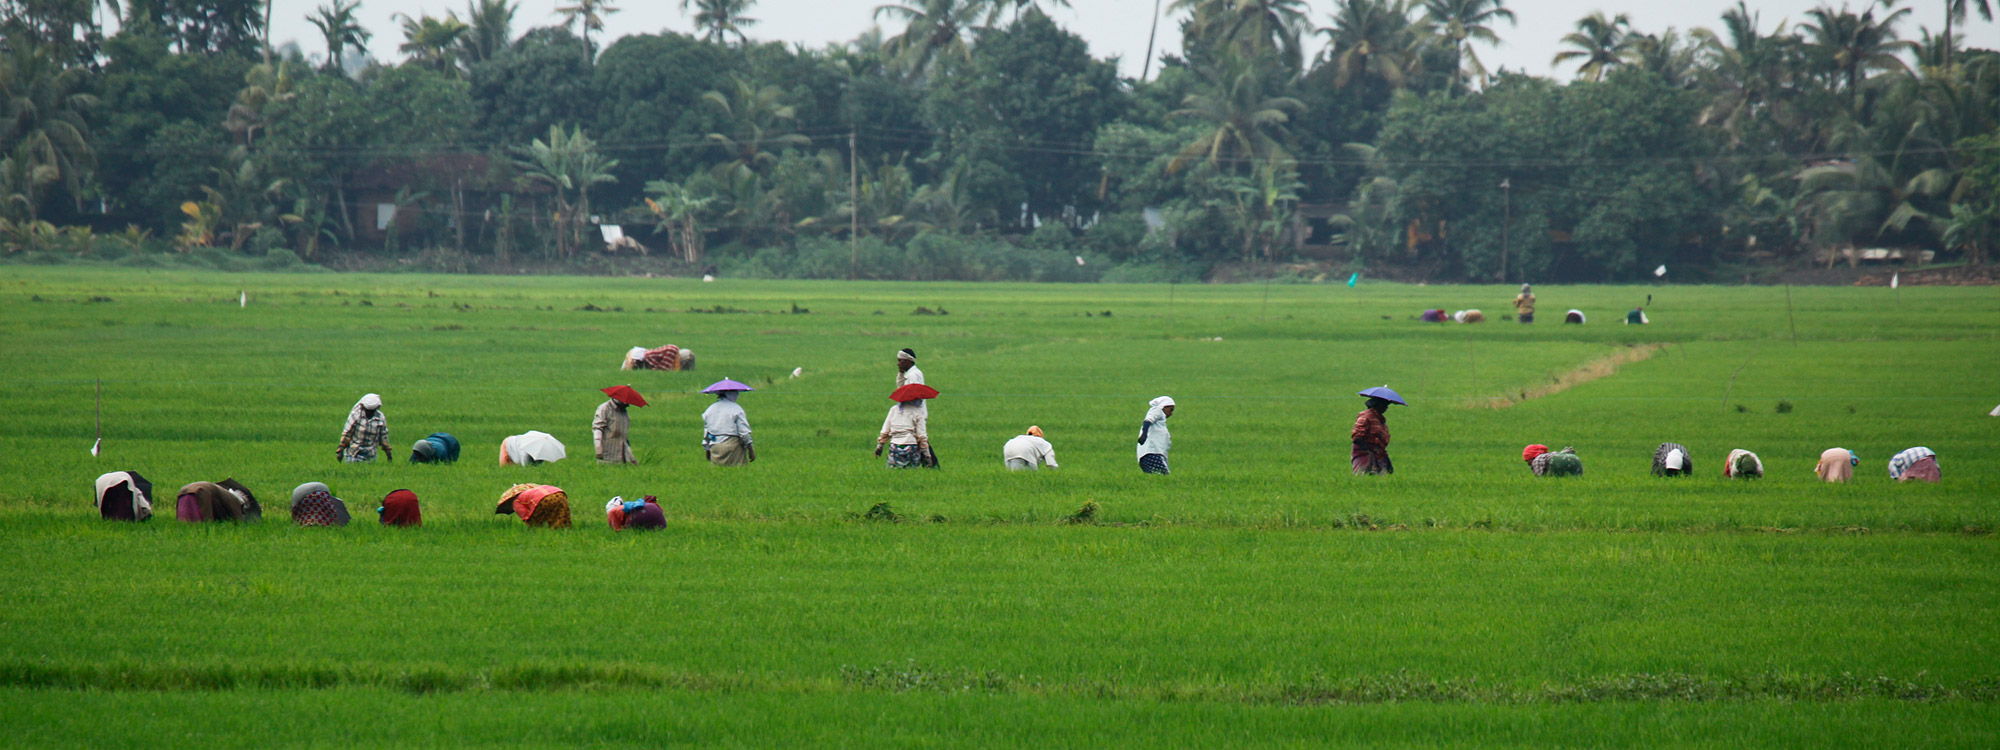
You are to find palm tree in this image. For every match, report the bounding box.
[510,125,619,258]
[1166,54,1306,174]
[458,0,517,65]
[1693,2,1804,147]
[0,44,96,213]
[554,0,620,60]
[396,13,470,74]
[1627,28,1699,88]
[682,0,758,45]
[702,75,814,175]
[1799,1,1915,103]
[1942,0,1994,71]
[1172,0,1313,72]
[873,0,984,77]
[1318,0,1424,91]
[307,0,372,75]
[1552,11,1632,81]
[223,61,296,147]
[1422,0,1513,90]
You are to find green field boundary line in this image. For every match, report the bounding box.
[3,661,1994,705]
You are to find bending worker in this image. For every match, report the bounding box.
[1002,426,1058,471]
[338,393,390,462]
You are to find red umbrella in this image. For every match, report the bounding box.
[891,384,939,402]
[601,385,648,407]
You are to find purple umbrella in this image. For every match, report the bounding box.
[701,379,755,394]
[1357,385,1406,405]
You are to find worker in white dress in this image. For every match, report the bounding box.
[1001,426,1058,471]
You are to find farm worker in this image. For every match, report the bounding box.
[877,387,933,468]
[1351,395,1394,475]
[626,345,694,371]
[1452,309,1485,323]
[605,495,666,531]
[1421,309,1447,322]
[1626,307,1649,324]
[338,393,390,462]
[409,432,460,464]
[1524,445,1582,476]
[701,390,755,466]
[496,484,571,528]
[594,386,647,464]
[1565,309,1586,324]
[378,489,421,527]
[1002,426,1058,470]
[1137,397,1175,475]
[896,348,924,388]
[1652,443,1693,477]
[174,481,249,523]
[1815,448,1857,483]
[1888,447,1940,483]
[291,482,351,527]
[1724,449,1764,479]
[94,471,155,522]
[1513,284,1536,323]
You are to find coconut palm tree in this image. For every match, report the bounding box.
[1172,0,1313,72]
[1799,0,1915,104]
[1166,53,1306,175]
[458,0,517,65]
[510,125,619,258]
[307,0,372,75]
[1692,2,1806,147]
[682,0,758,45]
[702,75,813,175]
[873,0,985,77]
[395,12,470,74]
[1318,0,1424,91]
[554,0,620,60]
[223,61,295,147]
[1627,27,1699,88]
[0,44,96,213]
[1941,0,1993,71]
[1421,0,1512,90]
[1552,11,1633,82]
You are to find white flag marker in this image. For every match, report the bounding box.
[240,291,247,307]
[1890,272,1899,289]
[91,438,100,456]
[1653,265,1667,278]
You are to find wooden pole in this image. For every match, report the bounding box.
[1784,283,1798,346]
[849,129,859,281]
[93,379,101,456]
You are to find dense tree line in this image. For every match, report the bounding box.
[2,0,1997,280]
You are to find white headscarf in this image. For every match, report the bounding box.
[1145,396,1175,424]
[344,393,382,434]
[1664,448,1687,471]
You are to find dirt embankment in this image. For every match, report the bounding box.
[1478,344,1664,409]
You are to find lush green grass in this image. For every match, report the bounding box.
[1,267,1996,745]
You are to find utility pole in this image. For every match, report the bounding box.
[1141,0,1164,81]
[1498,177,1511,283]
[850,128,859,281]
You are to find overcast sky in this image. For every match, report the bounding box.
[262,0,2000,81]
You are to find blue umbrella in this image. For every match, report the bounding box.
[701,379,755,394]
[1357,385,1406,405]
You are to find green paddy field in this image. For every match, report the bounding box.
[1,267,1995,747]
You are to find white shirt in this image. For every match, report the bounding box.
[879,402,929,446]
[1137,416,1171,459]
[1002,435,1057,468]
[897,365,924,388]
[701,398,751,445]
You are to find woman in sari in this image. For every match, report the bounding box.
[496,483,571,529]
[877,387,934,469]
[1724,449,1764,479]
[1352,397,1394,475]
[606,496,666,531]
[1888,447,1940,483]
[94,471,155,522]
[175,481,249,523]
[291,482,351,527]
[1136,397,1175,474]
[1652,443,1693,477]
[409,433,460,464]
[379,489,422,526]
[1815,448,1857,483]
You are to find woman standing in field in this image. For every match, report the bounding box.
[1137,397,1174,475]
[338,393,390,462]
[877,384,936,468]
[700,380,756,466]
[1351,388,1402,475]
[1513,284,1536,323]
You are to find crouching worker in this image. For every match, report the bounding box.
[605,495,666,531]
[409,433,460,464]
[1889,447,1940,483]
[1003,426,1058,471]
[379,489,422,526]
[94,471,155,522]
[1652,443,1693,477]
[497,483,571,529]
[1523,444,1582,476]
[291,482,351,527]
[1815,448,1857,483]
[176,480,257,523]
[1724,449,1764,479]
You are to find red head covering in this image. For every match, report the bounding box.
[1522,444,1550,463]
[381,489,422,526]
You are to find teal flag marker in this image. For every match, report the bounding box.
[1346,273,1359,287]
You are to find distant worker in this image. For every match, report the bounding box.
[94,471,155,522]
[291,482,351,527]
[1565,309,1586,324]
[1652,442,1693,476]
[700,379,756,466]
[1724,449,1764,479]
[1815,447,1857,483]
[409,432,460,464]
[1513,284,1536,323]
[593,386,647,464]
[606,496,666,531]
[877,384,937,468]
[499,430,566,466]
[496,483,571,528]
[1627,307,1649,325]
[338,393,390,462]
[175,481,250,523]
[1002,426,1058,471]
[1352,387,1404,475]
[379,489,422,527]
[1888,446,1939,483]
[1421,309,1447,322]
[624,345,695,371]
[1523,444,1582,476]
[896,348,924,388]
[1453,309,1485,323]
[1137,397,1175,475]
